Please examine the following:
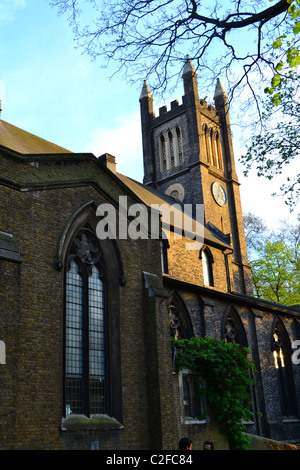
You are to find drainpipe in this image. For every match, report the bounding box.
[223,248,234,293]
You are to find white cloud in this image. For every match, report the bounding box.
[85,112,144,181]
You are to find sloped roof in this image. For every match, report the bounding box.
[0,118,231,250]
[0,120,72,154]
[117,173,231,249]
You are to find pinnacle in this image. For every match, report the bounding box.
[214,78,227,98]
[182,55,197,77]
[139,80,153,101]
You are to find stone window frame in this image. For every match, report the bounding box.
[160,238,169,274]
[168,293,207,424]
[169,291,194,341]
[58,202,124,431]
[158,125,184,172]
[199,245,214,287]
[271,316,299,420]
[221,305,248,347]
[64,234,106,418]
[202,124,223,170]
[178,368,208,425]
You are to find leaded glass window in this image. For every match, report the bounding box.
[272,319,298,418]
[65,229,106,417]
[88,265,105,414]
[66,260,84,414]
[181,373,207,422]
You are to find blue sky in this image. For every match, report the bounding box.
[0,0,298,229]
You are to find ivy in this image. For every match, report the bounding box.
[173,336,260,450]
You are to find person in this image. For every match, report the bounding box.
[179,437,193,450]
[203,440,214,450]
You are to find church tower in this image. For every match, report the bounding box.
[139,56,252,295]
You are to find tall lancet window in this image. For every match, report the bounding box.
[168,130,175,168]
[200,246,214,287]
[272,318,298,418]
[175,126,183,164]
[210,128,217,167]
[159,134,167,171]
[215,131,223,170]
[203,124,209,163]
[65,229,106,416]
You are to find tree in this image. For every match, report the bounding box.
[251,239,300,304]
[244,213,300,305]
[241,71,300,208]
[49,0,296,103]
[50,0,300,205]
[243,212,268,259]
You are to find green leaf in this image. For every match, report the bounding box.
[288,4,296,13]
[275,61,283,71]
[273,39,282,49]
[293,21,300,34]
[271,74,281,87]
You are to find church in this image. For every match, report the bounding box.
[0,57,300,450]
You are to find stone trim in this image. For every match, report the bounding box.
[0,231,22,263]
[61,414,124,431]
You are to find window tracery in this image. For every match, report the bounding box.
[158,126,184,171]
[202,124,223,170]
[222,308,247,347]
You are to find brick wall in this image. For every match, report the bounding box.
[0,177,175,449]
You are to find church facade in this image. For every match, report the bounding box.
[1,58,300,449]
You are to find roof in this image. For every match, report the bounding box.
[0,118,231,250]
[116,173,231,249]
[0,120,72,154]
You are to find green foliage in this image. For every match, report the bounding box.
[244,215,300,305]
[173,336,259,450]
[241,71,300,208]
[267,0,300,103]
[250,239,300,305]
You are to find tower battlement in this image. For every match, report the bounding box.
[151,96,219,128]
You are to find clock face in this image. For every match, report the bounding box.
[211,182,227,206]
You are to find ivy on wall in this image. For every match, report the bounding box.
[173,336,260,450]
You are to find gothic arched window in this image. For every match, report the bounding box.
[159,126,184,172]
[60,203,124,426]
[175,126,183,164]
[168,130,175,168]
[215,131,223,170]
[159,134,167,171]
[202,124,208,161]
[272,318,298,418]
[169,293,207,423]
[65,229,106,416]
[169,293,193,341]
[200,246,214,287]
[222,307,247,347]
[203,125,223,170]
[209,128,217,167]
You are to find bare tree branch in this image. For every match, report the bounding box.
[49,0,293,113]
